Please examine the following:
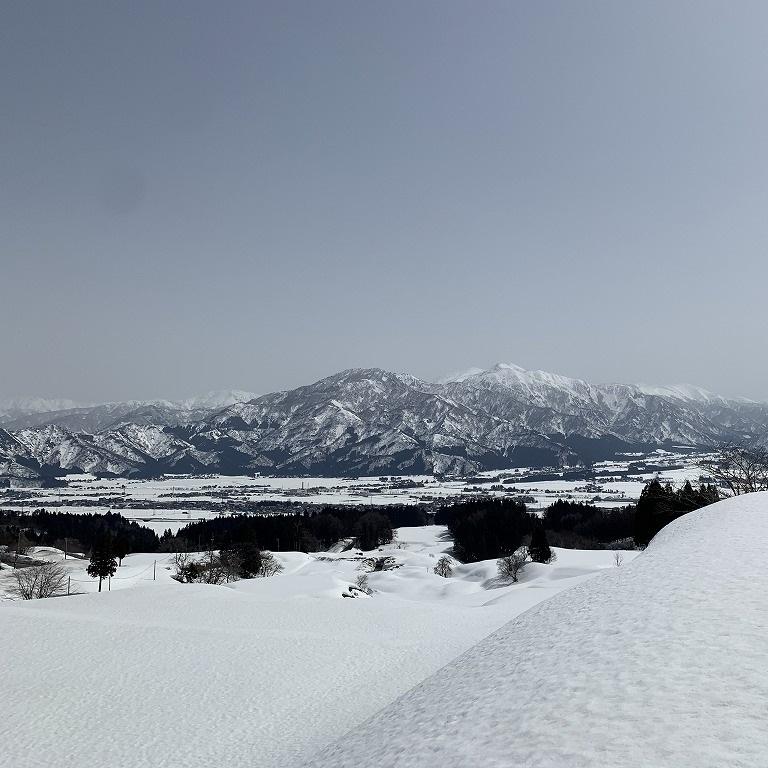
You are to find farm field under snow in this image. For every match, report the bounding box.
[0,450,708,534]
[1,526,636,768]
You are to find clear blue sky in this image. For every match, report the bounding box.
[3,1,768,401]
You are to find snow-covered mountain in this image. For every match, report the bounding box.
[0,390,258,432]
[0,396,85,425]
[2,366,767,480]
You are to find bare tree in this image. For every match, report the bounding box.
[354,573,371,594]
[497,546,529,583]
[218,548,244,583]
[433,555,453,578]
[699,442,768,496]
[258,552,284,577]
[172,550,198,583]
[12,561,68,600]
[613,551,623,567]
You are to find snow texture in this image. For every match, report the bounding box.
[309,493,768,768]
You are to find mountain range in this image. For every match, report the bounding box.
[1,365,765,482]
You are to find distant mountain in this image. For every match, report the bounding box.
[0,396,84,423]
[1,366,766,481]
[177,390,259,410]
[0,390,258,432]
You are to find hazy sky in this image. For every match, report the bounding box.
[3,1,768,402]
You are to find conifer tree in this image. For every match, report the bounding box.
[87,535,118,592]
[528,521,552,563]
[113,533,128,566]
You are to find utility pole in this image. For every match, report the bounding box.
[64,537,68,560]
[67,576,70,596]
[153,560,156,581]
[108,575,111,591]
[14,529,21,568]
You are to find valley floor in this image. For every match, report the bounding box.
[1,527,633,768]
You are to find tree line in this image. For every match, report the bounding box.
[0,508,160,558]
[170,504,428,554]
[435,480,719,563]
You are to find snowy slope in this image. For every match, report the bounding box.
[308,494,768,768]
[0,529,631,768]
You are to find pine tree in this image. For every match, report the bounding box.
[87,535,118,592]
[528,521,552,564]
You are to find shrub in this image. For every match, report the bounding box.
[12,561,68,600]
[434,555,453,578]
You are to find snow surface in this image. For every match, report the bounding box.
[308,494,768,768]
[0,528,633,768]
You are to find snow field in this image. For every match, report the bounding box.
[1,526,633,768]
[309,494,768,768]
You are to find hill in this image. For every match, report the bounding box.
[308,493,768,768]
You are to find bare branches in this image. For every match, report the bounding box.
[497,546,529,583]
[258,552,283,577]
[434,555,453,578]
[699,442,768,496]
[12,561,68,600]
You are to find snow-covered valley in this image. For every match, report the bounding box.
[1,525,635,768]
[0,449,703,535]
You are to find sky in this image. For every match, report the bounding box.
[2,1,768,402]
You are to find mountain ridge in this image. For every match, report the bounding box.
[1,365,766,481]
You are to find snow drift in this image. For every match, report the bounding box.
[308,494,768,768]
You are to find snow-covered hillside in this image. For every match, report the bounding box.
[308,494,768,768]
[0,528,632,768]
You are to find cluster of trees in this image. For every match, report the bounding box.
[0,509,159,557]
[542,500,636,549]
[172,545,283,584]
[435,499,535,562]
[633,479,719,547]
[172,504,425,555]
[434,478,720,565]
[8,530,121,598]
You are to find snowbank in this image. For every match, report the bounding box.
[308,494,768,768]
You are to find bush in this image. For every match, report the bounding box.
[434,555,453,578]
[355,573,372,594]
[12,561,68,600]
